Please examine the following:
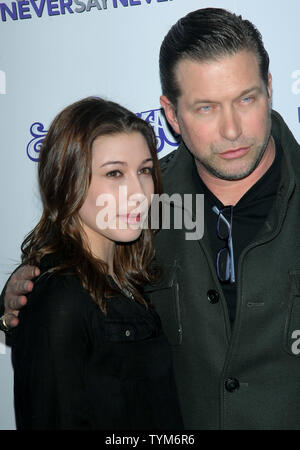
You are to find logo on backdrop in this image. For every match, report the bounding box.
[26,107,179,162]
[137,107,178,153]
[0,0,173,22]
[26,122,48,162]
[0,70,6,94]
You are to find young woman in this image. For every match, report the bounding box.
[11,97,183,430]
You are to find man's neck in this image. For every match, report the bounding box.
[196,137,276,206]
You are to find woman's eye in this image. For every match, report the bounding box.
[139,167,153,175]
[106,170,122,177]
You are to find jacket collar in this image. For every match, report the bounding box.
[270,109,297,197]
[160,140,201,197]
[262,110,297,236]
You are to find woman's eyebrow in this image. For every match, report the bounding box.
[100,161,127,168]
[101,158,153,168]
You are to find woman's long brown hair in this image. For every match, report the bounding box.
[21,97,163,312]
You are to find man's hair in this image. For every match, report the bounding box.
[159,8,270,107]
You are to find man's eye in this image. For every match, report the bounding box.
[106,170,122,177]
[139,167,153,175]
[199,105,212,112]
[241,96,254,104]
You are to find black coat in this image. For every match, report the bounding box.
[146,110,300,429]
[11,259,183,430]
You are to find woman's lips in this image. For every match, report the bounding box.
[219,147,250,160]
[118,213,141,224]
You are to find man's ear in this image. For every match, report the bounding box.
[160,95,181,135]
[267,72,273,101]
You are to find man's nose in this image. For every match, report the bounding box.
[219,107,242,141]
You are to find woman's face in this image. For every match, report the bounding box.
[79,131,155,255]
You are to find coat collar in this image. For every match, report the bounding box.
[159,140,200,197]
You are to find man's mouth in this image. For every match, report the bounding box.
[219,147,250,160]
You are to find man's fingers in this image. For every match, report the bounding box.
[6,265,40,297]
[3,264,39,322]
[15,265,40,282]
[5,295,27,313]
[1,313,19,329]
[8,279,34,296]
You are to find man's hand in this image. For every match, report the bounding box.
[2,265,40,329]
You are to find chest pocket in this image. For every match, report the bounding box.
[104,319,156,343]
[144,260,182,346]
[284,271,300,356]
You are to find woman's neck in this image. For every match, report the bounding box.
[81,224,115,273]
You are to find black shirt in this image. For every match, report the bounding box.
[11,258,183,430]
[196,142,282,325]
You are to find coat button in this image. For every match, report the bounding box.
[125,330,131,337]
[225,378,240,392]
[207,289,219,304]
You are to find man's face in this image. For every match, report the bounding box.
[161,51,273,181]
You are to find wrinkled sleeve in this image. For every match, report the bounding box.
[12,273,94,429]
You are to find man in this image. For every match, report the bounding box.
[2,8,300,429]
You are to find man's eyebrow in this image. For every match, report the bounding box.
[192,86,262,105]
[238,86,262,98]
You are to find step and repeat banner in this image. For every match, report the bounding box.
[1,0,300,429]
